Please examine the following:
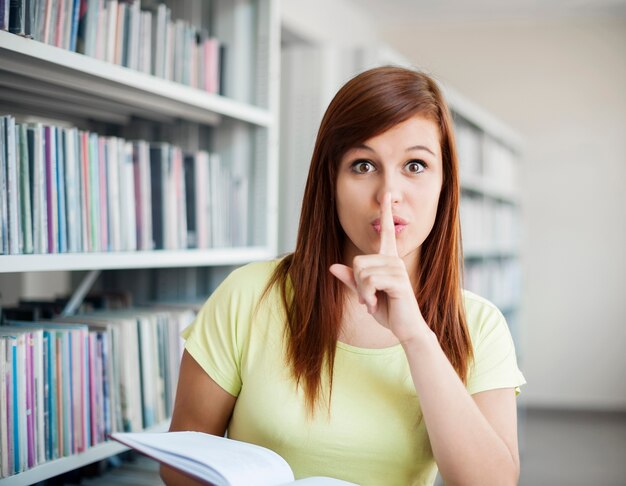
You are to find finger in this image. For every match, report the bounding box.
[329,264,358,293]
[379,192,398,256]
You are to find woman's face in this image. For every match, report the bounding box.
[336,115,443,272]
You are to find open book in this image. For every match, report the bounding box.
[110,431,358,486]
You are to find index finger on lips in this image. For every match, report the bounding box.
[379,192,398,256]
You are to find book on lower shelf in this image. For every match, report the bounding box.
[0,301,196,479]
[110,431,358,486]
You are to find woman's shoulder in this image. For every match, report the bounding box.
[225,258,282,286]
[461,289,501,314]
[213,258,284,303]
[461,289,508,337]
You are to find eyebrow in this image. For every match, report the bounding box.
[355,143,436,157]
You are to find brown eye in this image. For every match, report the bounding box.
[351,160,375,174]
[406,160,426,174]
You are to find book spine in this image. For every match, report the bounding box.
[44,126,53,253]
[33,123,48,254]
[0,117,7,255]
[25,333,35,468]
[10,338,17,473]
[0,0,6,31]
[17,334,26,472]
[6,116,20,254]
[56,127,67,253]
[20,124,33,254]
[54,0,64,47]
[62,332,70,456]
[132,142,142,249]
[106,137,120,251]
[68,0,79,51]
[100,332,111,435]
[0,338,5,477]
[42,332,50,461]
[14,123,23,255]
[78,131,89,252]
[34,331,44,465]
[98,137,108,251]
[64,128,78,252]
[104,0,115,62]
[8,0,25,35]
[51,333,58,459]
[88,333,96,445]
[141,141,152,250]
[88,133,100,252]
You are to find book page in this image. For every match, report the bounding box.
[287,478,359,485]
[112,431,295,486]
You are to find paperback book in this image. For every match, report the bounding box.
[110,431,358,486]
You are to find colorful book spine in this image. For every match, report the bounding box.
[20,124,34,254]
[98,137,108,252]
[79,130,91,252]
[25,332,35,468]
[30,124,48,254]
[0,117,8,254]
[11,336,18,473]
[64,128,80,253]
[56,127,68,253]
[45,126,59,254]
[88,133,100,252]
[88,333,97,445]
[6,116,20,255]
[42,331,50,461]
[69,0,80,51]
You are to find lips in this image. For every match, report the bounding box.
[371,216,408,235]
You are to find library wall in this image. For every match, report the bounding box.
[280,0,379,46]
[381,16,626,410]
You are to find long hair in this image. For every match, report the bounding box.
[267,66,472,413]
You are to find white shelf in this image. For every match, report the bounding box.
[461,174,520,204]
[0,247,275,273]
[0,30,274,128]
[464,247,519,259]
[0,420,170,486]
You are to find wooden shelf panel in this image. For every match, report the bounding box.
[0,247,275,273]
[0,31,273,128]
[0,421,169,486]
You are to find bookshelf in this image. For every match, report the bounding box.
[0,0,279,483]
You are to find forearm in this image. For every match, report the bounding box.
[160,464,207,486]
[402,330,519,486]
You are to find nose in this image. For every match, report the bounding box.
[376,172,402,207]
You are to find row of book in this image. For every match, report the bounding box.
[455,119,518,193]
[0,114,247,255]
[0,299,198,478]
[1,0,224,94]
[465,258,521,313]
[460,195,519,254]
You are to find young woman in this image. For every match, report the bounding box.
[162,66,526,486]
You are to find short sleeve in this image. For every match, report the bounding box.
[180,271,250,397]
[465,295,526,396]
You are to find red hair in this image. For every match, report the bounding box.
[267,66,472,413]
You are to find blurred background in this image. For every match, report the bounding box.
[279,1,626,485]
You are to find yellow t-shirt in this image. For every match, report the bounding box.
[181,260,526,486]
